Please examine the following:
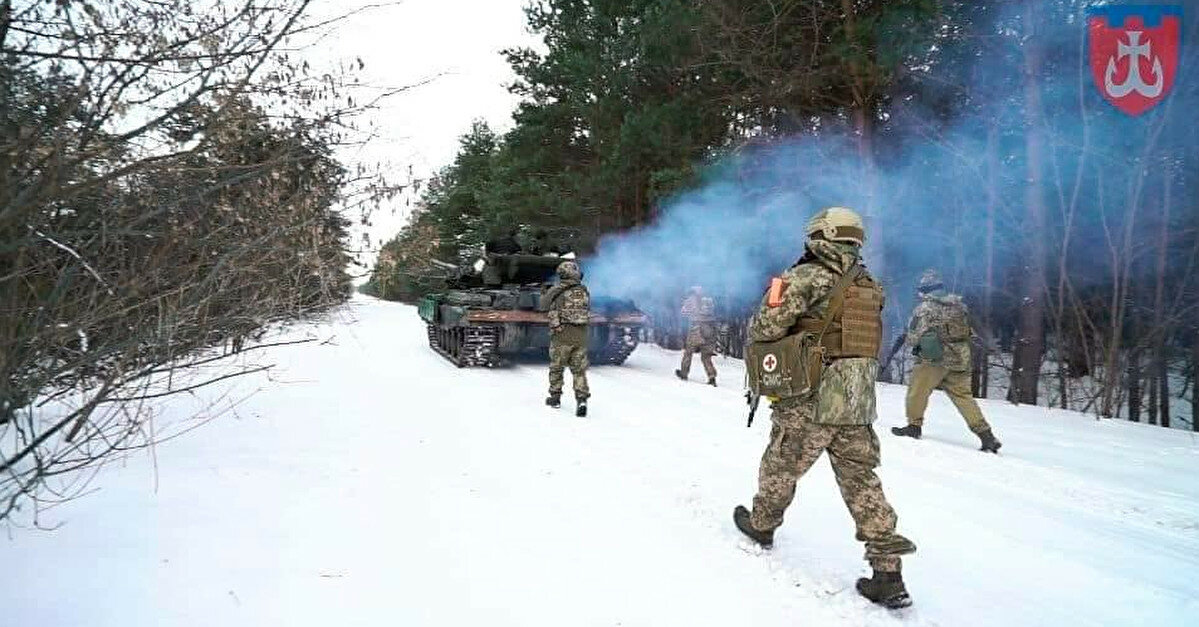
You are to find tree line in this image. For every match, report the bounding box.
[369,0,1198,429]
[1,0,393,522]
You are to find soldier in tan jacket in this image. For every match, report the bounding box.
[675,286,718,386]
[891,269,1001,453]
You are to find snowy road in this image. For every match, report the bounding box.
[5,295,1199,626]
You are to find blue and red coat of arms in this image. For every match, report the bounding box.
[1087,5,1182,116]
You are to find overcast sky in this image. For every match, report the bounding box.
[307,0,539,266]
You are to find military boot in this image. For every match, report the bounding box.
[856,569,912,609]
[708,377,717,387]
[674,369,687,381]
[732,505,773,548]
[546,393,561,408]
[576,399,588,418]
[978,429,1002,453]
[890,424,922,439]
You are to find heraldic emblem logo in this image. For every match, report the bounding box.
[1088,5,1182,116]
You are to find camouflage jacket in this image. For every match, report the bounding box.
[749,239,880,426]
[681,294,717,325]
[541,279,590,344]
[905,291,972,372]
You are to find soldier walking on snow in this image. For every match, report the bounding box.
[675,286,718,386]
[734,207,917,609]
[540,260,591,417]
[891,269,1002,453]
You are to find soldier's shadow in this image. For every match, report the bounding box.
[903,432,996,456]
[505,352,656,370]
[505,353,549,366]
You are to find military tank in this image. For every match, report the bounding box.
[418,253,647,367]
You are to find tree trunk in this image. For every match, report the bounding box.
[0,1,9,52]
[1159,357,1170,428]
[970,350,982,397]
[1193,328,1198,431]
[0,0,11,210]
[971,344,984,398]
[981,123,998,400]
[1099,158,1145,418]
[1058,363,1069,410]
[840,0,884,277]
[1012,3,1048,405]
[1147,369,1158,425]
[1154,169,1172,428]
[1127,350,1142,422]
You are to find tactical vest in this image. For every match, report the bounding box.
[552,284,590,326]
[795,268,884,359]
[915,298,971,369]
[683,295,716,323]
[745,262,881,400]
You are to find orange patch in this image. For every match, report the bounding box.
[767,277,786,307]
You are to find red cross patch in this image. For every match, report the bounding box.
[762,353,778,373]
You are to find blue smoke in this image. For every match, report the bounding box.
[583,3,1198,330]
[585,136,880,310]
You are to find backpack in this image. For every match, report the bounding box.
[916,300,968,363]
[549,284,590,327]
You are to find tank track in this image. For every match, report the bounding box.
[591,327,640,365]
[426,323,501,367]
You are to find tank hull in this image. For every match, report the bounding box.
[419,297,647,367]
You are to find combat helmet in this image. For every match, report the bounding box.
[918,268,944,293]
[806,207,865,247]
[557,260,582,281]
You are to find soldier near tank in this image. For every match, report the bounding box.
[733,207,917,609]
[527,228,562,256]
[539,260,590,417]
[484,226,521,255]
[675,286,718,386]
[891,269,1002,453]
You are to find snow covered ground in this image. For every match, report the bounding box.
[4,295,1199,626]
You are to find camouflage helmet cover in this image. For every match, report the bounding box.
[557,260,582,280]
[918,268,943,291]
[806,206,865,246]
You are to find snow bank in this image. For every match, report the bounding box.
[3,295,1197,626]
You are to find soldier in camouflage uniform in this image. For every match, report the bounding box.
[733,207,916,609]
[675,286,718,386]
[891,269,1002,453]
[540,260,591,417]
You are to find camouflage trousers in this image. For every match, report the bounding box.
[548,339,589,400]
[905,363,990,434]
[752,406,916,572]
[678,324,717,380]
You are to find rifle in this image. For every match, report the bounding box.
[745,390,761,428]
[879,333,907,380]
